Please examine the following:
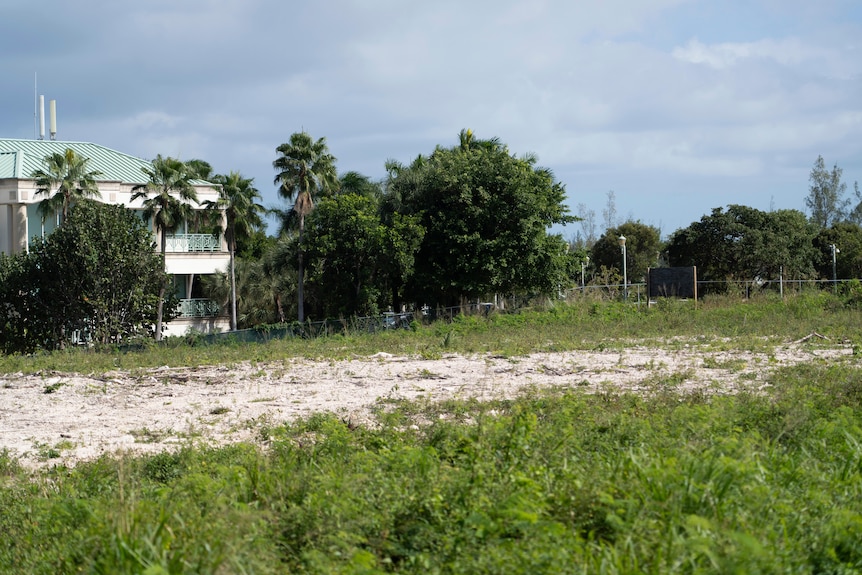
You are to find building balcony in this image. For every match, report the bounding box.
[177,298,222,318]
[165,234,222,253]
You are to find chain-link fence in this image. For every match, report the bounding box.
[180,277,857,346]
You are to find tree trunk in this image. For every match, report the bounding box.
[155,229,167,341]
[297,215,305,323]
[155,283,165,341]
[229,238,237,331]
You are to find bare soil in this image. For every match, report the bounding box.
[0,341,850,468]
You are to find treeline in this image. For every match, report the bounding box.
[3,131,860,353]
[580,155,862,290]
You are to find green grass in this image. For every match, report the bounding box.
[2,291,861,375]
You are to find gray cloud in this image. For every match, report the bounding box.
[2,0,861,236]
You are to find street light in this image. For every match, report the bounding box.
[831,244,840,293]
[618,235,627,301]
[581,256,590,291]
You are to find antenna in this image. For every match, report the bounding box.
[33,73,37,140]
[39,95,45,140]
[49,100,57,140]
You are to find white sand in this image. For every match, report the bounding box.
[0,341,849,468]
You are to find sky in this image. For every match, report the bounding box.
[2,0,861,239]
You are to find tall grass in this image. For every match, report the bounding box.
[2,291,860,375]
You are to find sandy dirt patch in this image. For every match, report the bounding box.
[0,341,850,468]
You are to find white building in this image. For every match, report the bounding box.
[0,138,230,337]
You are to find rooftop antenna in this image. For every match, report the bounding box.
[49,99,57,140]
[39,95,45,140]
[33,73,37,139]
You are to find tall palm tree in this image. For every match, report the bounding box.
[32,148,103,224]
[273,132,338,322]
[131,155,199,341]
[204,171,265,331]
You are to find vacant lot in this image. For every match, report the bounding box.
[0,338,848,468]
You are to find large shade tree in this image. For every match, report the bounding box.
[389,130,574,307]
[131,155,199,340]
[302,192,424,318]
[273,132,338,322]
[31,148,103,224]
[204,172,266,331]
[667,205,818,293]
[813,222,862,282]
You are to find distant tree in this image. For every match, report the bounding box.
[813,222,862,281]
[390,131,574,307]
[667,205,817,291]
[185,159,215,181]
[0,201,168,353]
[204,172,266,331]
[273,132,338,322]
[806,155,849,229]
[338,171,382,199]
[590,221,662,285]
[602,190,618,231]
[131,155,199,340]
[575,202,597,248]
[31,148,103,224]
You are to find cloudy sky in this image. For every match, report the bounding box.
[2,0,861,238]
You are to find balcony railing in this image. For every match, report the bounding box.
[177,298,222,318]
[164,234,221,253]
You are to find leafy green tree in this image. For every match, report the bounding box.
[0,251,38,353]
[0,201,168,353]
[338,171,382,199]
[132,155,200,340]
[813,222,862,281]
[389,131,574,307]
[590,221,662,286]
[31,148,103,224]
[204,172,266,331]
[185,159,215,181]
[806,155,849,229]
[667,205,817,292]
[302,193,424,318]
[273,132,338,322]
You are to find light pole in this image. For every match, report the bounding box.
[581,256,589,291]
[831,243,840,293]
[618,235,627,301]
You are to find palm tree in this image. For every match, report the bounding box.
[204,171,265,331]
[32,148,103,224]
[273,132,338,322]
[131,155,199,341]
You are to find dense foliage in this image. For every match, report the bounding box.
[590,221,662,284]
[302,192,424,317]
[388,131,575,307]
[0,201,168,353]
[666,205,818,290]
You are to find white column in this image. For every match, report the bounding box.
[1,205,9,255]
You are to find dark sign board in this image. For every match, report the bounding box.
[648,267,697,300]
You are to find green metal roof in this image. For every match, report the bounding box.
[0,139,211,186]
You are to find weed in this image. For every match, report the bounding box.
[43,381,65,394]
